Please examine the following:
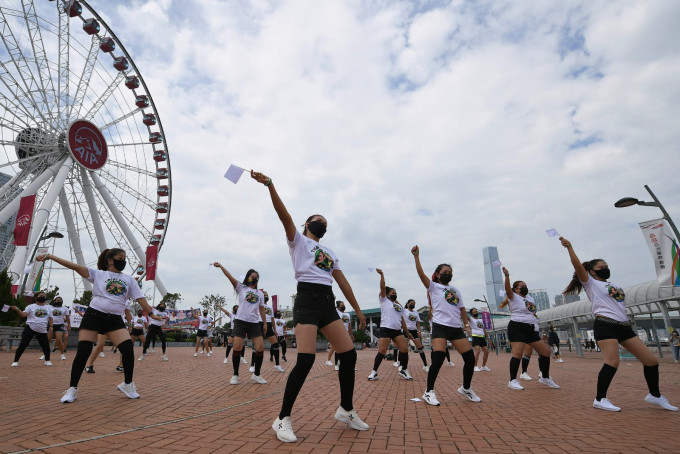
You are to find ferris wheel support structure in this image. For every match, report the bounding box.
[58,188,92,292]
[79,166,107,253]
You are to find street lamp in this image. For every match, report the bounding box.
[615,185,680,242]
[474,296,499,355]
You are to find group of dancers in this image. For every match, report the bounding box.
[6,169,678,445]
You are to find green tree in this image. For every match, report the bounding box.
[0,269,25,326]
[353,330,369,344]
[45,285,60,302]
[73,290,92,306]
[198,294,225,323]
[161,292,182,310]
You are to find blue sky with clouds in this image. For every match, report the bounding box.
[42,0,680,311]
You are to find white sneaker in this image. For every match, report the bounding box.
[422,390,440,406]
[241,357,248,364]
[538,371,543,379]
[334,365,339,371]
[45,361,53,366]
[207,352,212,357]
[151,347,155,353]
[367,370,378,381]
[275,365,284,372]
[194,353,198,357]
[138,355,144,361]
[272,416,297,442]
[508,379,524,390]
[249,366,255,373]
[644,394,678,411]
[519,372,532,381]
[325,360,334,366]
[539,377,560,388]
[393,361,400,368]
[556,359,564,363]
[161,355,169,361]
[61,354,66,361]
[230,375,239,385]
[223,358,229,364]
[481,366,491,371]
[60,387,78,403]
[398,369,413,380]
[448,362,455,367]
[251,374,267,384]
[593,398,621,412]
[11,362,18,367]
[335,406,369,430]
[458,386,481,402]
[474,366,482,372]
[99,352,105,358]
[200,350,204,354]
[39,355,45,360]
[117,382,140,399]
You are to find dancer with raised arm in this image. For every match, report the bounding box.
[251,170,368,443]
[10,292,53,367]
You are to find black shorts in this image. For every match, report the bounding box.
[53,324,65,332]
[79,307,127,334]
[130,328,144,336]
[593,318,636,342]
[277,335,285,343]
[408,329,419,339]
[431,322,467,341]
[197,329,208,338]
[380,327,404,340]
[232,319,263,339]
[507,320,541,344]
[225,329,233,338]
[471,336,487,347]
[264,324,276,338]
[292,282,339,328]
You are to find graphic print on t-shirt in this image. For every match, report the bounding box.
[52,308,63,316]
[341,313,350,323]
[525,300,537,317]
[476,320,484,329]
[408,313,418,322]
[444,289,459,305]
[607,284,625,302]
[34,307,48,318]
[393,303,403,313]
[105,278,128,295]
[311,245,334,272]
[264,307,272,316]
[245,290,260,304]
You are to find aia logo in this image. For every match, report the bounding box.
[147,258,156,268]
[68,120,108,170]
[16,214,31,226]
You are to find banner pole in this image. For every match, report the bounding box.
[645,185,680,242]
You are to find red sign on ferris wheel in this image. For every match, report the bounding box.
[67,119,108,170]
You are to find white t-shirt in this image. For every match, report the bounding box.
[581,276,628,322]
[469,316,485,336]
[132,315,147,329]
[274,318,286,336]
[25,303,53,333]
[263,304,274,322]
[428,281,465,328]
[404,309,421,331]
[51,306,70,325]
[234,282,265,323]
[508,293,538,324]
[198,316,213,331]
[148,308,168,327]
[337,309,351,329]
[379,296,405,330]
[287,230,340,285]
[86,268,144,315]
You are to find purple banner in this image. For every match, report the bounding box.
[481,311,492,330]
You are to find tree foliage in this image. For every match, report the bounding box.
[161,292,182,310]
[72,290,92,306]
[199,294,225,323]
[0,269,25,326]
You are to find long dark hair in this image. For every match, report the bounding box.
[302,214,323,235]
[97,248,125,271]
[563,258,605,295]
[431,263,452,283]
[242,269,259,286]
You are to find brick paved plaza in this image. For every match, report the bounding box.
[1,347,678,453]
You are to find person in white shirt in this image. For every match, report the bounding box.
[367,269,414,381]
[469,308,491,372]
[250,170,368,443]
[10,292,54,366]
[130,309,148,349]
[251,291,283,373]
[48,297,70,361]
[561,237,677,412]
[194,310,214,357]
[411,245,480,407]
[219,305,242,364]
[403,299,429,371]
[141,303,171,359]
[36,248,153,403]
[272,311,288,363]
[326,301,352,370]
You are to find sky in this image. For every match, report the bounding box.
[25,1,680,312]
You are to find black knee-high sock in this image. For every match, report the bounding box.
[337,349,357,411]
[254,351,264,375]
[596,363,618,400]
[271,344,280,366]
[521,354,530,373]
[427,351,446,392]
[538,355,550,378]
[372,352,385,372]
[226,343,233,358]
[279,353,315,418]
[400,351,409,371]
[70,341,94,387]
[419,349,428,366]
[461,350,475,389]
[643,364,661,398]
[393,348,398,362]
[251,351,256,367]
[445,347,451,363]
[510,356,521,380]
[281,340,287,358]
[334,352,339,365]
[232,350,241,375]
[117,339,134,384]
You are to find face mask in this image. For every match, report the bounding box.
[307,220,326,238]
[439,273,452,285]
[248,277,258,286]
[388,294,397,302]
[54,302,62,307]
[36,296,46,303]
[203,312,208,316]
[519,287,529,297]
[471,313,478,318]
[159,306,166,312]
[264,296,269,303]
[137,312,143,316]
[113,259,126,271]
[594,268,610,280]
[339,306,345,311]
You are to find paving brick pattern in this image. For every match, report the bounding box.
[1,347,678,453]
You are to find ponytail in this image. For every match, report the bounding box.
[563,258,604,295]
[97,248,125,271]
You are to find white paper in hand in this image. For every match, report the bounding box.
[224,164,245,184]
[23,263,34,274]
[545,229,560,238]
[1,305,9,312]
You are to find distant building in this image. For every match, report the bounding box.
[0,172,16,270]
[483,246,506,312]
[528,289,550,311]
[554,293,581,306]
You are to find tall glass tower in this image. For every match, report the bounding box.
[483,246,506,312]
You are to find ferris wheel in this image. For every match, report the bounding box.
[0,0,170,297]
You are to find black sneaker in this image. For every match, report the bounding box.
[282,356,287,362]
[85,366,95,374]
[270,357,273,362]
[115,366,124,372]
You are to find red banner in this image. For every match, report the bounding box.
[272,294,278,313]
[145,245,158,281]
[13,195,36,246]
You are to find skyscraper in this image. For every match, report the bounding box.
[554,293,581,306]
[0,172,16,270]
[528,289,550,311]
[483,246,505,312]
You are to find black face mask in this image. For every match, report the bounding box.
[519,287,529,297]
[471,312,478,318]
[137,312,143,316]
[158,306,166,312]
[54,302,62,307]
[203,312,208,316]
[248,277,258,287]
[439,273,452,285]
[339,305,345,312]
[264,296,269,303]
[307,220,326,239]
[388,294,397,302]
[113,259,126,271]
[36,296,46,303]
[594,268,610,280]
